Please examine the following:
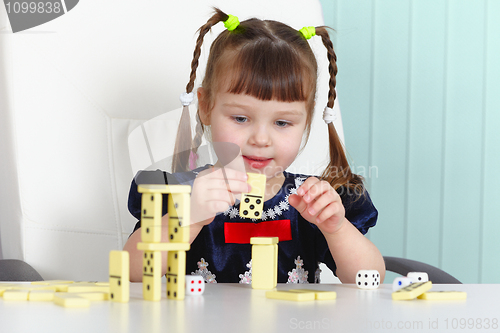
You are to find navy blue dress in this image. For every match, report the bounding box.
[128,165,378,283]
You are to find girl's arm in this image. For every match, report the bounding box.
[321,217,385,283]
[289,177,385,283]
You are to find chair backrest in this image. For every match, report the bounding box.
[384,256,462,284]
[0,0,342,281]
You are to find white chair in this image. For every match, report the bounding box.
[0,0,343,281]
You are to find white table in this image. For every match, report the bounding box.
[0,283,498,333]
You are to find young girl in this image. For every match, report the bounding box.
[124,8,385,284]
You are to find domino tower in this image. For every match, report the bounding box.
[136,184,191,301]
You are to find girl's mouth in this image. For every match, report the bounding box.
[243,156,272,169]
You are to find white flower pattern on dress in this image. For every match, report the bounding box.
[238,260,252,284]
[287,256,309,284]
[192,258,217,283]
[279,200,289,211]
[228,207,239,219]
[266,208,276,220]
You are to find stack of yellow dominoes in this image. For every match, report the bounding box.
[136,184,191,301]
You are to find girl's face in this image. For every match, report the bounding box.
[199,89,307,187]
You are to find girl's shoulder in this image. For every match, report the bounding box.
[281,170,311,191]
[133,164,211,187]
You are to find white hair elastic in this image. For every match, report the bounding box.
[323,106,336,124]
[180,92,194,106]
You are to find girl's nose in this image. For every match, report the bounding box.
[249,125,271,147]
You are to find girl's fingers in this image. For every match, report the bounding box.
[203,178,249,195]
[208,166,248,181]
[316,201,343,223]
[299,179,331,203]
[306,189,339,216]
[288,194,308,215]
[296,177,320,197]
[206,200,231,214]
[201,168,250,194]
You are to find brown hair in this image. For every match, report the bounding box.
[172,8,364,195]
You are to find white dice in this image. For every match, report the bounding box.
[356,270,380,289]
[186,275,205,295]
[392,277,415,291]
[407,272,429,282]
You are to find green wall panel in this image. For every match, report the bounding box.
[405,0,446,268]
[321,0,500,283]
[481,0,500,284]
[441,0,485,283]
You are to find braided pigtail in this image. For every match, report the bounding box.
[171,9,230,173]
[315,27,364,194]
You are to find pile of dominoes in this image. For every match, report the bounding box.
[135,184,197,301]
[354,270,466,301]
[0,280,111,307]
[391,273,466,301]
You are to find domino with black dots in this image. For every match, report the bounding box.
[142,250,162,301]
[109,251,129,302]
[239,173,266,219]
[166,251,186,300]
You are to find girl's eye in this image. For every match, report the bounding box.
[275,120,291,127]
[233,116,247,123]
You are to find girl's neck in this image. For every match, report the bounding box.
[264,172,285,201]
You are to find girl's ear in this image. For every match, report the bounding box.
[197,87,210,126]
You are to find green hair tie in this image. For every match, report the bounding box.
[299,26,316,39]
[224,14,240,31]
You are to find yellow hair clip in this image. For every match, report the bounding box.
[299,26,316,40]
[224,14,240,31]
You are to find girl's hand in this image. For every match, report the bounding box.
[190,167,249,226]
[288,177,346,235]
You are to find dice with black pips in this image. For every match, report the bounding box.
[356,270,380,289]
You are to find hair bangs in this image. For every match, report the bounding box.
[225,41,315,103]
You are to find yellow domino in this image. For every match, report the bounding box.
[95,282,110,286]
[239,173,266,219]
[266,290,316,301]
[67,284,110,293]
[12,285,57,291]
[28,290,55,301]
[417,291,467,300]
[141,192,163,243]
[32,280,74,285]
[168,193,190,243]
[46,284,71,292]
[167,251,186,300]
[54,293,91,308]
[392,281,432,300]
[109,250,130,303]
[3,290,29,301]
[0,284,16,296]
[138,242,190,252]
[251,243,278,290]
[289,289,337,300]
[168,220,190,243]
[143,251,162,301]
[250,237,279,245]
[168,193,190,219]
[76,292,110,301]
[138,184,191,194]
